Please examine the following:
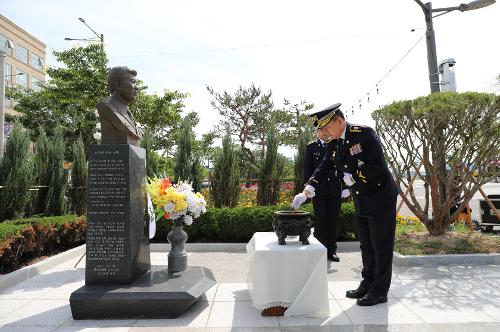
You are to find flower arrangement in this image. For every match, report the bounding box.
[146,177,207,226]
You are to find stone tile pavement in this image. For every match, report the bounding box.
[1,251,500,331]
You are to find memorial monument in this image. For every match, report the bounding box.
[70,66,215,319]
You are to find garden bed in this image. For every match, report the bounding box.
[395,223,500,255]
[0,215,86,274]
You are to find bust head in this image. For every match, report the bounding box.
[107,66,138,104]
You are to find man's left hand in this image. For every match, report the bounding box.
[343,172,355,186]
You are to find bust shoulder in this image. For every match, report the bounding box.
[97,98,115,113]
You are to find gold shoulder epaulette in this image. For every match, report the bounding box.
[350,125,362,133]
[325,137,334,143]
[307,140,316,145]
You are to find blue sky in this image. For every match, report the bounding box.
[2,0,499,157]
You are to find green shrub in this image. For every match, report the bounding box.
[45,128,69,215]
[70,135,87,216]
[293,131,311,195]
[34,127,50,215]
[257,124,278,205]
[153,202,357,243]
[0,215,86,273]
[174,119,192,183]
[210,128,240,208]
[0,123,35,221]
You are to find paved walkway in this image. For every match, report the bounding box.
[1,251,500,331]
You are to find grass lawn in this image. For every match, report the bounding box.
[395,222,500,255]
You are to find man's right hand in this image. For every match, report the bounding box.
[292,193,307,210]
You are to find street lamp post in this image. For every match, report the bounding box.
[413,0,496,94]
[65,17,104,51]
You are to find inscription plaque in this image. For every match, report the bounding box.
[85,144,150,284]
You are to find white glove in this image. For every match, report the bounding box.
[304,184,316,198]
[343,172,355,186]
[292,193,307,210]
[341,189,350,198]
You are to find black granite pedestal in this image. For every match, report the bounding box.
[85,144,150,285]
[70,266,216,319]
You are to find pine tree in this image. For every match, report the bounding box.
[174,121,192,183]
[210,129,240,207]
[272,154,286,205]
[293,131,310,195]
[0,123,35,221]
[34,127,50,214]
[257,124,278,206]
[45,129,68,215]
[190,155,203,192]
[70,135,87,216]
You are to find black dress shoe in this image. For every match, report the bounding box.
[356,293,388,306]
[327,253,340,262]
[345,286,368,299]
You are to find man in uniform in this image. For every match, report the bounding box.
[304,126,349,262]
[293,103,398,306]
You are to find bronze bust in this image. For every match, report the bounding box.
[97,66,142,146]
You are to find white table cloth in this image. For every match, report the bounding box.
[246,232,329,317]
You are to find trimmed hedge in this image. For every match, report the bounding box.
[0,204,356,273]
[0,215,86,273]
[153,202,357,243]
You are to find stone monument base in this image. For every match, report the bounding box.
[70,266,216,319]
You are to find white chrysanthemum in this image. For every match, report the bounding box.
[184,215,193,226]
[186,193,197,212]
[176,181,193,193]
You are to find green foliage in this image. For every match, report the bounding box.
[207,84,274,167]
[190,156,204,192]
[70,135,87,216]
[153,202,357,243]
[278,99,315,146]
[34,128,50,215]
[373,92,500,235]
[7,44,108,157]
[132,88,187,154]
[272,154,286,204]
[0,123,35,221]
[210,129,240,208]
[141,129,159,178]
[257,124,279,205]
[45,129,69,216]
[157,155,175,176]
[294,131,311,195]
[174,118,193,183]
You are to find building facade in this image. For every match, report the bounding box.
[1,14,46,117]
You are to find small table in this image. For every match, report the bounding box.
[246,232,330,317]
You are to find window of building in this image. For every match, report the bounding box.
[15,44,28,64]
[31,76,42,92]
[32,53,43,70]
[5,63,13,82]
[16,69,27,87]
[0,33,12,55]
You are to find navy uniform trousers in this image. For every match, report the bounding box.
[307,124,398,296]
[303,139,342,255]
